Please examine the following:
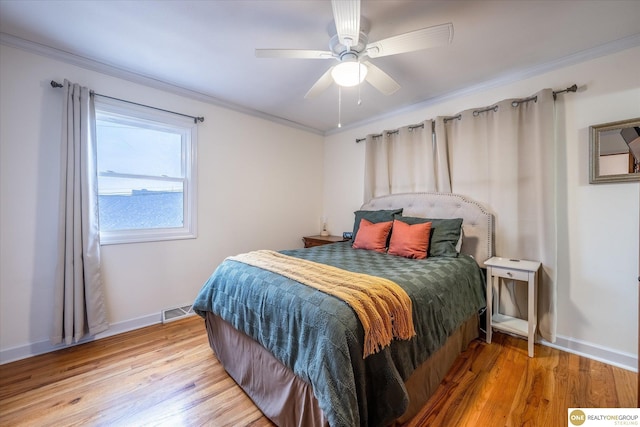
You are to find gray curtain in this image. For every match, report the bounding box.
[363,120,450,201]
[435,89,557,342]
[52,79,109,345]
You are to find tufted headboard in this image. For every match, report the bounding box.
[360,192,494,268]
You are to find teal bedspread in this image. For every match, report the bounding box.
[193,242,485,427]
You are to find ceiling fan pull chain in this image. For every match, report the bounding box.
[338,86,342,128]
[358,62,363,106]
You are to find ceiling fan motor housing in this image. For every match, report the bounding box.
[330,32,369,60]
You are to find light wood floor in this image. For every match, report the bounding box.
[0,316,636,426]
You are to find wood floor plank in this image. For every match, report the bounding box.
[0,317,636,427]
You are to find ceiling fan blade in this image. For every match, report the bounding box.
[255,49,334,59]
[331,0,361,49]
[365,22,453,58]
[305,67,336,99]
[363,62,400,95]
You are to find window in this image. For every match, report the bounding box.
[95,97,197,244]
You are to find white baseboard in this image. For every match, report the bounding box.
[0,312,161,365]
[541,335,638,372]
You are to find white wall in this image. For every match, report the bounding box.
[324,46,640,370]
[0,45,324,362]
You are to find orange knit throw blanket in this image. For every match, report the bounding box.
[228,250,416,358]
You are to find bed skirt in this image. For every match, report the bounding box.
[204,312,479,426]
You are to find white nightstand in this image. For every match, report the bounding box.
[485,256,541,357]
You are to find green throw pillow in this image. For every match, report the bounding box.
[352,209,403,242]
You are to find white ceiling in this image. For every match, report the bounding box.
[1,0,639,134]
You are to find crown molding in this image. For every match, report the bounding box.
[0,32,324,136]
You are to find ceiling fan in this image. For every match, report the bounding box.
[255,0,453,99]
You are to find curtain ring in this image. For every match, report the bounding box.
[472,105,498,117]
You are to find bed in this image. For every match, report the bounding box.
[193,192,494,427]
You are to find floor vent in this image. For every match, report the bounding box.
[162,304,196,324]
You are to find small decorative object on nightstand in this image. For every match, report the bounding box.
[485,256,541,357]
[302,235,348,248]
[320,217,329,236]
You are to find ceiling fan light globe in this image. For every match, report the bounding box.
[331,62,368,87]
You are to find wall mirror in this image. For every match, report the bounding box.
[590,117,640,184]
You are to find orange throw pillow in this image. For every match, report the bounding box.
[388,219,432,259]
[351,219,393,253]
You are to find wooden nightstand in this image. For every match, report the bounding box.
[302,235,349,248]
[485,256,541,357]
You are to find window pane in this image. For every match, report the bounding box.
[96,120,183,178]
[98,176,184,231]
[94,98,197,244]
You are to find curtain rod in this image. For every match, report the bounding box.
[356,122,432,142]
[355,84,578,143]
[50,80,204,124]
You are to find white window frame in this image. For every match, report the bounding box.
[95,97,198,245]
